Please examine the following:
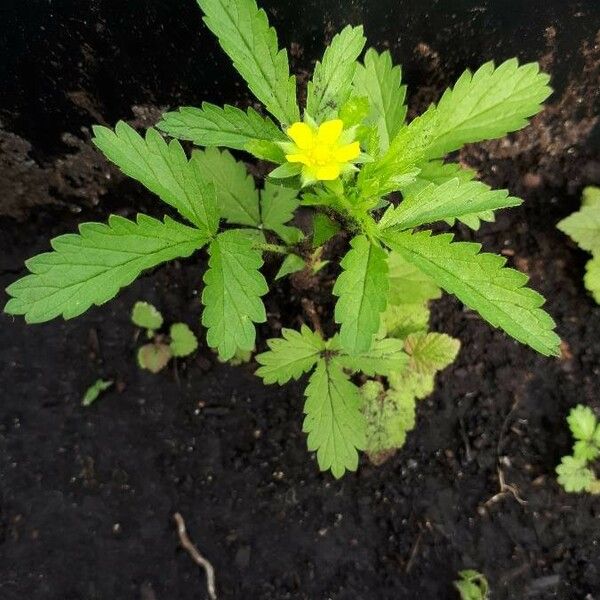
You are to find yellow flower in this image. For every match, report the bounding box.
[284,119,360,184]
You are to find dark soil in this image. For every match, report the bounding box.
[2,1,600,599]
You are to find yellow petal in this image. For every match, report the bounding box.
[286,122,314,150]
[315,163,341,180]
[334,141,361,162]
[285,152,311,165]
[317,119,343,144]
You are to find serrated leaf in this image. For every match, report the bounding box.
[584,258,600,304]
[556,455,595,493]
[388,366,436,402]
[381,302,430,339]
[260,181,302,244]
[137,343,172,373]
[303,359,365,478]
[312,213,340,247]
[333,235,389,354]
[339,96,370,128]
[557,204,600,253]
[404,332,460,375]
[379,178,521,231]
[157,103,286,156]
[169,323,199,357]
[387,251,441,306]
[353,49,407,151]
[582,186,600,208]
[201,230,268,360]
[275,254,305,280]
[567,405,598,441]
[426,59,551,159]
[193,147,260,227]
[198,0,299,125]
[306,25,366,122]
[131,301,163,330]
[82,379,113,407]
[358,107,437,197]
[335,337,408,377]
[92,123,218,234]
[573,440,600,462]
[5,215,208,323]
[255,325,324,384]
[359,380,416,464]
[382,229,560,356]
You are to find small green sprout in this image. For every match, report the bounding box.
[454,570,489,600]
[82,379,113,407]
[557,186,600,303]
[556,404,600,494]
[131,302,198,373]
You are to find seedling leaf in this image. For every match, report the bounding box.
[170,323,199,357]
[138,343,173,373]
[82,379,113,407]
[131,301,164,330]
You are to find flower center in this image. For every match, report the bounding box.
[308,145,333,166]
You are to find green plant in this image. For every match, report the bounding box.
[132,301,198,373]
[556,404,600,494]
[82,379,113,407]
[5,0,560,478]
[454,570,489,600]
[557,186,600,303]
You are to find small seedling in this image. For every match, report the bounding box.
[5,0,560,478]
[82,379,113,407]
[131,301,198,373]
[557,186,600,303]
[454,570,489,600]
[556,404,600,493]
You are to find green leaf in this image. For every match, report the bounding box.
[381,302,430,339]
[92,123,218,234]
[303,359,366,478]
[582,186,600,208]
[312,213,340,247]
[557,204,600,253]
[169,323,199,357]
[381,229,560,356]
[201,229,268,360]
[358,107,438,197]
[260,181,302,244]
[556,455,595,493]
[335,337,408,377]
[353,49,407,151]
[388,365,437,402]
[306,25,366,122]
[379,178,521,231]
[198,0,299,125]
[573,440,600,462]
[454,570,489,600]
[567,405,598,441]
[131,301,163,330]
[157,103,286,156]
[275,254,305,280]
[339,96,370,127]
[360,380,416,463]
[82,379,113,407]
[403,332,460,375]
[387,251,441,306]
[5,215,208,323]
[137,343,173,373]
[333,235,389,354]
[193,147,260,227]
[584,258,600,304]
[255,325,324,384]
[426,59,551,159]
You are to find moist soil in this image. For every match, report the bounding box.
[2,1,600,599]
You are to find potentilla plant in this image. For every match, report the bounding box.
[4,0,560,478]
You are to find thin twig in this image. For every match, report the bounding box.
[173,512,217,600]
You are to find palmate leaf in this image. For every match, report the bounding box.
[5,215,209,323]
[92,123,218,235]
[557,204,600,253]
[198,0,299,126]
[567,405,598,442]
[255,325,324,384]
[201,229,268,360]
[584,258,600,303]
[334,337,408,377]
[193,147,260,227]
[379,178,521,231]
[556,456,595,493]
[381,229,560,356]
[353,49,407,152]
[157,103,286,157]
[403,332,460,375]
[306,25,366,123]
[259,182,302,244]
[333,235,389,354]
[426,58,552,159]
[303,359,366,479]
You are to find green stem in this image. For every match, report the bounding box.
[253,242,289,255]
